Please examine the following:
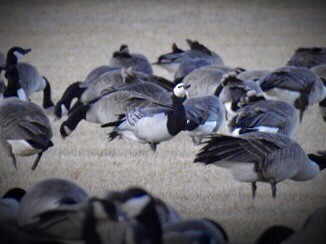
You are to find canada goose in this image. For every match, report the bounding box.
[184,95,225,144]
[101,83,190,151]
[153,39,224,74]
[163,218,228,244]
[54,67,173,119]
[214,73,264,120]
[194,132,326,198]
[18,178,89,242]
[310,64,326,121]
[0,95,53,170]
[259,66,326,121]
[286,47,326,68]
[60,81,172,138]
[109,44,153,75]
[237,69,270,83]
[228,93,299,137]
[5,47,54,110]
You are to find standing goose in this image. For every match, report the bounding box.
[184,95,225,145]
[101,83,190,151]
[214,73,264,120]
[5,47,54,110]
[60,81,171,138]
[228,93,299,137]
[194,132,326,198]
[109,44,153,75]
[286,47,326,68]
[259,66,326,121]
[153,39,224,74]
[0,87,53,170]
[163,218,228,244]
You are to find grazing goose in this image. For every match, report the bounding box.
[5,47,54,110]
[214,73,264,120]
[163,218,228,244]
[237,69,270,83]
[311,64,326,121]
[153,39,224,74]
[259,66,326,121]
[228,93,299,137]
[0,93,53,170]
[109,44,153,75]
[184,95,225,144]
[60,81,171,138]
[286,47,326,68]
[194,132,326,198]
[101,83,190,151]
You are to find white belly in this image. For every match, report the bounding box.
[264,88,300,104]
[232,126,279,136]
[7,140,40,156]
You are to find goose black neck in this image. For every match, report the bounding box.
[136,200,162,244]
[82,202,103,244]
[43,77,54,109]
[167,94,187,136]
[60,104,89,137]
[6,53,18,67]
[3,66,21,98]
[308,153,326,170]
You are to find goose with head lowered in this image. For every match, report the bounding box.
[258,66,326,121]
[194,132,326,199]
[101,83,190,151]
[5,46,54,111]
[0,70,53,170]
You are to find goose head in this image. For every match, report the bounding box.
[7,47,31,65]
[173,83,191,98]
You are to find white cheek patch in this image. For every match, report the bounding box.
[120,195,151,218]
[7,139,40,156]
[17,88,28,101]
[254,126,279,133]
[174,87,186,98]
[63,126,71,136]
[92,201,108,219]
[13,51,24,62]
[61,104,69,116]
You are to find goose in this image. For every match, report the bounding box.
[0,92,53,170]
[214,73,264,120]
[286,47,326,68]
[0,188,26,224]
[184,95,225,145]
[163,218,228,244]
[5,47,54,110]
[101,83,190,151]
[228,93,299,137]
[310,64,326,121]
[258,66,326,121]
[109,44,153,75]
[194,132,326,198]
[153,39,224,74]
[60,81,172,138]
[255,225,295,244]
[54,67,173,119]
[236,69,270,83]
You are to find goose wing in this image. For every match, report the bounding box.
[194,132,291,166]
[127,106,172,126]
[0,99,52,143]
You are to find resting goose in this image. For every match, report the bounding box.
[0,85,53,170]
[5,47,54,110]
[259,66,326,121]
[109,44,153,75]
[101,83,190,151]
[153,39,224,74]
[194,132,325,198]
[228,93,299,137]
[286,47,326,68]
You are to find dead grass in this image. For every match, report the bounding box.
[0,1,325,243]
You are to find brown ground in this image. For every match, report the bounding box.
[0,1,325,243]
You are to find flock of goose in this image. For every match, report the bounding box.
[0,40,326,243]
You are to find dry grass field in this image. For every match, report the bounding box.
[0,0,326,243]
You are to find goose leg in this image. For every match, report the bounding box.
[271,182,277,198]
[31,152,43,171]
[251,182,257,199]
[10,153,17,169]
[191,137,200,145]
[150,143,157,152]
